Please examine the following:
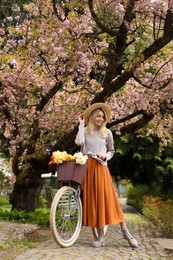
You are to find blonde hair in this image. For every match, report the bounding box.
[86,108,108,138]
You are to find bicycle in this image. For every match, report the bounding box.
[49,158,108,248]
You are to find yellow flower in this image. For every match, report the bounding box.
[49,150,87,165]
[52,151,74,164]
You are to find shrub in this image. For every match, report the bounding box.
[142,196,173,237]
[0,208,50,228]
[126,184,149,212]
[37,195,48,208]
[0,195,10,206]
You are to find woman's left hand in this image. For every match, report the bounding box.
[97,153,106,161]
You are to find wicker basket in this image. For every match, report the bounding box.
[57,160,88,185]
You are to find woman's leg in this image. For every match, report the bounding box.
[120,221,139,248]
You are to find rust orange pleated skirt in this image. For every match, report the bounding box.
[82,157,124,228]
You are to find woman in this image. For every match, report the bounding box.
[75,102,138,248]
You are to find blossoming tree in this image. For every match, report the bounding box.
[0,0,173,211]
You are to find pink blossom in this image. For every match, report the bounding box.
[24,3,39,16]
[169,0,173,12]
[0,29,5,35]
[6,16,13,22]
[10,140,17,145]
[6,39,17,48]
[12,6,20,12]
[18,40,25,46]
[115,130,121,136]
[15,16,20,21]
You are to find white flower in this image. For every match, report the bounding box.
[73,152,88,165]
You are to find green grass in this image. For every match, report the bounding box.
[0,237,38,260]
[124,213,147,226]
[0,237,36,250]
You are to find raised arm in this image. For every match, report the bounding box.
[75,114,85,146]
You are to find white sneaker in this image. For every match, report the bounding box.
[122,227,139,248]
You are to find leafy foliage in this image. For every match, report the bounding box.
[0,208,50,227]
[109,134,173,197]
[0,195,10,206]
[126,184,150,212]
[0,194,50,227]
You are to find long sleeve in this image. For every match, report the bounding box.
[105,130,115,161]
[75,124,114,165]
[75,122,85,146]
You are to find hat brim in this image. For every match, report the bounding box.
[83,103,111,125]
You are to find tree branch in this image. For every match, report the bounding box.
[88,0,118,36]
[26,82,63,154]
[91,7,173,103]
[51,0,68,22]
[108,110,143,128]
[91,1,136,102]
[149,57,173,88]
[36,82,62,112]
[113,113,154,137]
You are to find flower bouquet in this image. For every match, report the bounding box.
[48,151,88,184]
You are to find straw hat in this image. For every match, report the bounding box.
[83,103,111,125]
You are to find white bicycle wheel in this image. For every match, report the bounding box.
[92,225,108,239]
[50,186,82,247]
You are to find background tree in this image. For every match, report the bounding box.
[109,134,173,198]
[0,0,172,212]
[0,0,31,23]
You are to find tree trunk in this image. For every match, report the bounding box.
[9,155,50,212]
[9,176,42,212]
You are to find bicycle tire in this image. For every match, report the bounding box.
[50,186,82,247]
[92,225,108,239]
